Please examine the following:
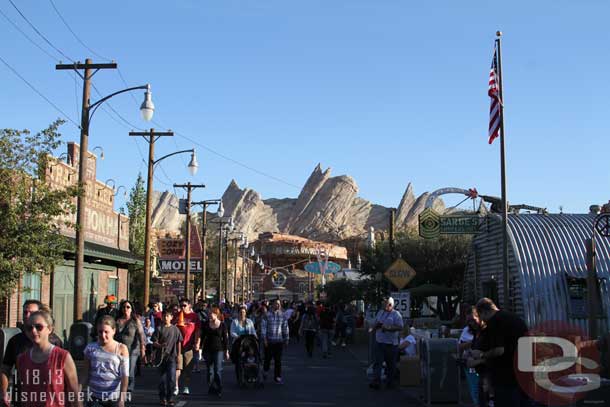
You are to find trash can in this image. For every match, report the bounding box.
[421,337,460,406]
[68,322,93,360]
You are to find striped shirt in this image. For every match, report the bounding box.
[84,342,129,401]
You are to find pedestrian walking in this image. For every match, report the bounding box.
[369,297,403,390]
[14,310,80,407]
[298,304,319,357]
[318,304,335,358]
[152,309,183,407]
[82,315,129,407]
[201,307,229,397]
[230,306,256,383]
[261,299,289,384]
[174,298,201,396]
[115,300,147,394]
[143,318,155,367]
[470,298,529,407]
[92,295,119,340]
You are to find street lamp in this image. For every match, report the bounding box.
[129,130,199,308]
[191,199,221,301]
[57,57,153,322]
[212,204,233,304]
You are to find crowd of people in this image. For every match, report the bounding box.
[0,294,364,406]
[366,295,531,407]
[1,293,542,406]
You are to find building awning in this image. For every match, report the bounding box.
[65,237,143,266]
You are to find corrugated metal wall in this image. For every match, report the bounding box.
[463,213,610,334]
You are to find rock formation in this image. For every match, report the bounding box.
[151,164,446,242]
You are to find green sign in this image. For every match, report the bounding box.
[419,208,481,239]
[440,216,480,234]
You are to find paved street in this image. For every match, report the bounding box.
[128,342,419,407]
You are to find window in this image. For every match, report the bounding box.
[565,276,602,318]
[108,277,118,297]
[22,272,42,304]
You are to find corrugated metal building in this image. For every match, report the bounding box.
[463,213,610,334]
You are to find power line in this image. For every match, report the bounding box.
[47,0,110,62]
[175,130,301,189]
[0,54,80,128]
[0,7,59,61]
[7,0,74,63]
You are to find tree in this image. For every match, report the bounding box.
[126,173,146,297]
[359,226,471,319]
[0,120,77,294]
[319,279,361,306]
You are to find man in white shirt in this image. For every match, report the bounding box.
[369,297,404,389]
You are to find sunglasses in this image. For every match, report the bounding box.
[180,304,188,308]
[123,305,132,309]
[25,323,47,332]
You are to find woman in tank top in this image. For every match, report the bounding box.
[15,309,80,407]
[82,315,129,407]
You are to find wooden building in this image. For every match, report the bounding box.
[250,232,348,301]
[0,143,139,341]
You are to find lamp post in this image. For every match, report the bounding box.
[129,130,198,308]
[56,59,153,322]
[228,232,245,303]
[191,199,221,301]
[213,202,233,303]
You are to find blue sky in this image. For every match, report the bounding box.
[1,1,609,213]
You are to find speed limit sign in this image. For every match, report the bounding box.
[390,291,411,318]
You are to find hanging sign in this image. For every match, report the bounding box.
[304,261,341,275]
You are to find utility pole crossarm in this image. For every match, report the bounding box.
[56,62,117,70]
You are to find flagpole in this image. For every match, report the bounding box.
[496,31,510,312]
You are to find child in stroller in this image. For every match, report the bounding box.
[232,334,263,388]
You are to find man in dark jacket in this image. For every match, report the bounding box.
[473,297,529,407]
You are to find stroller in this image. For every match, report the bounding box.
[232,334,263,388]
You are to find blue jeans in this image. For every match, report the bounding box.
[128,353,139,392]
[206,351,224,393]
[373,342,398,386]
[158,358,177,401]
[464,367,480,406]
[319,329,331,354]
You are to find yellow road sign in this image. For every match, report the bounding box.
[384,258,416,290]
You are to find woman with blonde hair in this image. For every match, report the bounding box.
[82,315,129,407]
[15,310,81,406]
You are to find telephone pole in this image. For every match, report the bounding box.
[191,199,221,300]
[174,182,205,300]
[56,60,117,322]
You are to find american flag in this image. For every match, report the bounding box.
[488,44,501,144]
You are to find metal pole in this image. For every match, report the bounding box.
[389,208,396,260]
[224,235,229,303]
[184,183,192,300]
[201,204,207,301]
[218,223,223,303]
[496,32,511,312]
[241,246,246,303]
[586,236,600,339]
[232,239,238,303]
[72,59,92,322]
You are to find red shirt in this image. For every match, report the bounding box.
[174,311,201,350]
[16,345,69,406]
